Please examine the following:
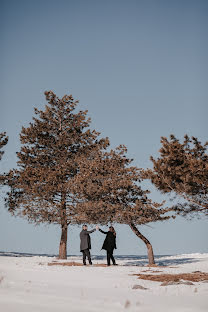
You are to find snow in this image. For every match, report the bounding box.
[0,253,208,312]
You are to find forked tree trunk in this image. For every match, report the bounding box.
[129,222,155,265]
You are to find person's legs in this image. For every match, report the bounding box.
[110,252,116,265]
[107,250,116,265]
[82,250,86,265]
[85,249,92,265]
[107,251,111,266]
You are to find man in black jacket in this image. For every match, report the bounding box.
[80,225,96,265]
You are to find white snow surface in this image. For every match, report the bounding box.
[0,253,208,312]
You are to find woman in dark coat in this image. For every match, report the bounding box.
[98,226,117,266]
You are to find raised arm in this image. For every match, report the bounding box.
[99,229,108,234]
[84,229,96,234]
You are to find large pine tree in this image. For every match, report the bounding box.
[5,91,109,259]
[69,146,172,265]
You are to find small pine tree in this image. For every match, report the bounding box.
[0,132,8,161]
[144,135,208,216]
[69,146,172,265]
[0,132,8,184]
[5,91,109,259]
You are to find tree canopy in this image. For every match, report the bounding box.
[5,91,109,258]
[143,135,208,216]
[69,145,172,264]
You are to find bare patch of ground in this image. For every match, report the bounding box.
[141,269,164,273]
[160,280,194,286]
[48,262,108,267]
[132,284,148,290]
[146,265,178,268]
[134,271,208,283]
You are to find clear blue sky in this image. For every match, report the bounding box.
[0,0,207,256]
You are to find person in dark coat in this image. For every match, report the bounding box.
[98,226,117,266]
[80,225,96,265]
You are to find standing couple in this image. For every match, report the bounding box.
[80,225,117,266]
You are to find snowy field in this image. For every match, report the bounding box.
[0,252,208,312]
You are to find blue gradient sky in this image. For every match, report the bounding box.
[0,0,207,256]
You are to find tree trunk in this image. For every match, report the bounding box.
[59,196,68,259]
[129,222,155,265]
[59,222,68,259]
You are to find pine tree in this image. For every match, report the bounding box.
[144,135,208,216]
[0,132,8,161]
[5,91,109,259]
[0,132,8,184]
[69,146,172,265]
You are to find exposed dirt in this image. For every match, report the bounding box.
[160,280,194,286]
[48,262,108,267]
[132,284,148,290]
[141,270,164,273]
[146,265,177,268]
[134,271,208,283]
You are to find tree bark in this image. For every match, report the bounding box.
[59,222,68,259]
[59,196,68,259]
[129,222,155,265]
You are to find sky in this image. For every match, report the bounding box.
[0,0,207,256]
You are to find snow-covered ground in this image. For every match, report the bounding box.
[0,253,208,312]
